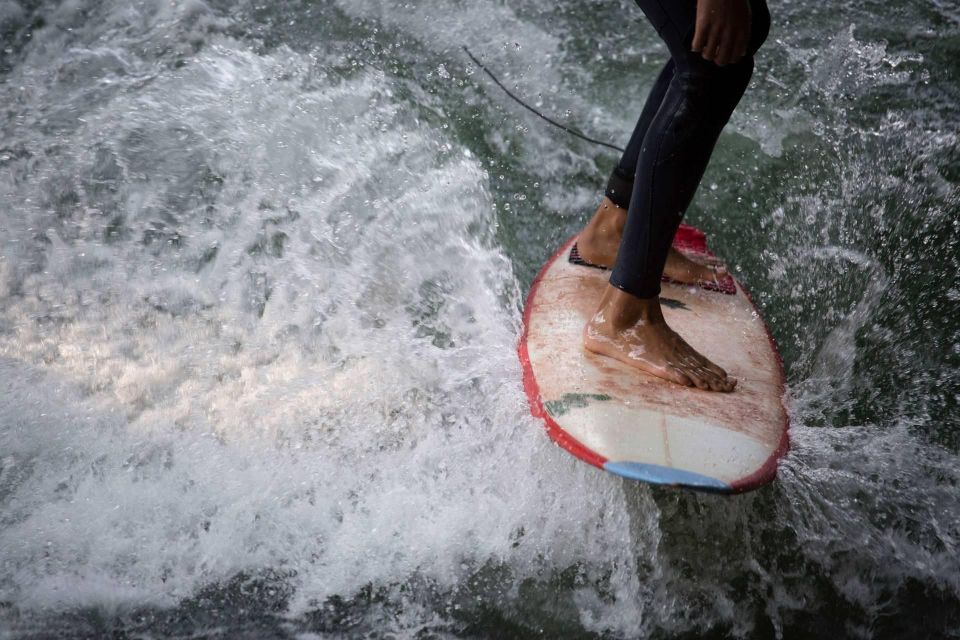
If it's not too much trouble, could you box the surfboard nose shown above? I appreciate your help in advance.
[603,461,731,492]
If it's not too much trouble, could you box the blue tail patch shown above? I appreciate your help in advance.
[604,461,731,492]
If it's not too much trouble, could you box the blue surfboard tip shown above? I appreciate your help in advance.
[603,460,731,493]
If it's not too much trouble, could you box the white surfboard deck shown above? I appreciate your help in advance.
[518,227,789,493]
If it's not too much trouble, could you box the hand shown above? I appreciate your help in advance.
[691,0,752,66]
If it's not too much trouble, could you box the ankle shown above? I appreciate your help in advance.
[594,285,663,329]
[599,196,626,218]
[587,197,626,235]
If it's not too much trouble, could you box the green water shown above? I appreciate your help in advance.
[0,0,957,637]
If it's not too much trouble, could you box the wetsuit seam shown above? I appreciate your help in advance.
[641,89,682,298]
[614,83,678,299]
[648,0,671,35]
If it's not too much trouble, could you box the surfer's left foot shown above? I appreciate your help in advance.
[577,197,727,286]
[583,285,737,392]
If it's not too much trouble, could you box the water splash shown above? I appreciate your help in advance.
[1,0,959,637]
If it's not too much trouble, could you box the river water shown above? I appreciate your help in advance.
[1,0,958,637]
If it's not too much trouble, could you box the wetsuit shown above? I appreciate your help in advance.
[604,0,770,298]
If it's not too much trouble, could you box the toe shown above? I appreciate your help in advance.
[663,366,695,387]
[700,358,729,380]
[701,369,727,392]
[685,369,710,390]
[688,352,728,380]
[687,360,731,392]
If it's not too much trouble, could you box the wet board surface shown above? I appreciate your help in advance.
[518,225,789,493]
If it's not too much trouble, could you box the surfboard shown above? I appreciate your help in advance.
[518,224,789,493]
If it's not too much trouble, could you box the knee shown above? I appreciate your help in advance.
[678,56,754,115]
[656,62,751,141]
[721,57,754,112]
[727,56,755,95]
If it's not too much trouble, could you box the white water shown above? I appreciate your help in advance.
[1,0,959,637]
[0,1,656,632]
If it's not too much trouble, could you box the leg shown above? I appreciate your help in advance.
[609,58,755,296]
[610,59,676,205]
[609,0,769,215]
[584,0,770,391]
[575,53,732,284]
[575,61,678,270]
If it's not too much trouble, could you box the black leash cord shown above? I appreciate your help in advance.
[462,46,625,154]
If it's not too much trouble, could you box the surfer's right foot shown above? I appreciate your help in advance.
[583,285,737,392]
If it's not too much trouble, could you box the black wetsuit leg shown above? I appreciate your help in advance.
[606,0,770,298]
[603,59,675,207]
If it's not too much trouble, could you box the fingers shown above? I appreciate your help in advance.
[691,13,709,54]
[704,28,748,66]
[703,27,722,64]
[730,27,750,65]
[717,28,739,66]
[694,28,729,65]
[691,0,753,66]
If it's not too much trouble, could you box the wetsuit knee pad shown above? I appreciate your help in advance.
[673,60,754,126]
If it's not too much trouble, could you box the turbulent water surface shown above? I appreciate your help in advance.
[1,0,958,637]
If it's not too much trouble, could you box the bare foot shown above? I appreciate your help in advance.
[583,285,737,392]
[663,246,728,286]
[576,197,727,286]
[575,196,624,267]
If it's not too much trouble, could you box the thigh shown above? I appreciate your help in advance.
[747,0,770,56]
[634,0,769,70]
[632,0,698,69]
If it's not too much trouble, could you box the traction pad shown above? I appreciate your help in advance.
[568,224,736,295]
